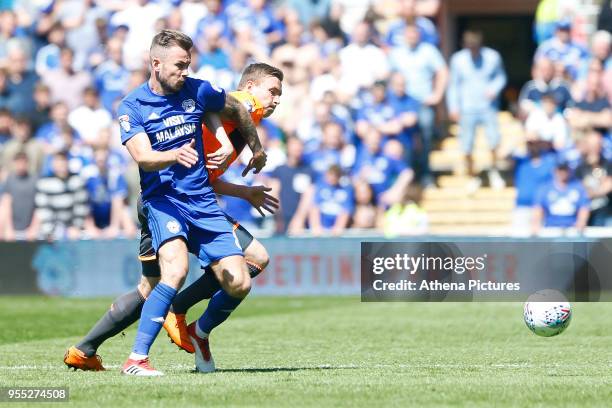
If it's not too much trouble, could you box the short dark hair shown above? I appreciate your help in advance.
[237,63,284,90]
[13,150,28,161]
[150,29,193,55]
[54,150,69,160]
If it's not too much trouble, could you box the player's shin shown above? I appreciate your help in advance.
[76,289,145,357]
[131,282,177,359]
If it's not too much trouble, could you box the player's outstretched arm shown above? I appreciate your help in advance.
[212,179,279,216]
[125,132,198,171]
[218,94,267,176]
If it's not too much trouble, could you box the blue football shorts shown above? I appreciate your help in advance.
[143,194,243,268]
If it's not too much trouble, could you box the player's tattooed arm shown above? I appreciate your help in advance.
[219,94,267,176]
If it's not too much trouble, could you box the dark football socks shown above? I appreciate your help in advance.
[76,289,145,357]
[171,262,263,314]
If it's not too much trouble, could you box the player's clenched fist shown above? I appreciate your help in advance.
[175,139,199,168]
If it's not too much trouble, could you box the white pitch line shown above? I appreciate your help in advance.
[0,363,608,371]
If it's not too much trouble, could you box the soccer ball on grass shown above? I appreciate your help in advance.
[523,289,572,337]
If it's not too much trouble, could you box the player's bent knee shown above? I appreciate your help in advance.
[245,239,269,270]
[226,276,251,298]
[137,276,159,298]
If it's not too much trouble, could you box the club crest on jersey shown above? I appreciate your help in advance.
[118,115,130,132]
[166,220,181,234]
[242,100,254,113]
[182,99,195,113]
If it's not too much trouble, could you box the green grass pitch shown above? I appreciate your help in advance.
[0,296,611,407]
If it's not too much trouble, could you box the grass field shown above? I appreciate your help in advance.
[0,296,611,407]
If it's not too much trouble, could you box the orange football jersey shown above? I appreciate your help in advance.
[204,90,265,183]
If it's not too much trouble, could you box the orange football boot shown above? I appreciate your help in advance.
[63,346,105,371]
[162,311,195,353]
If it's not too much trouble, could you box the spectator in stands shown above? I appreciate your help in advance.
[309,164,354,236]
[534,19,589,80]
[519,57,572,118]
[110,0,167,70]
[194,0,232,48]
[525,92,570,151]
[287,0,331,26]
[338,20,389,98]
[27,82,52,133]
[0,10,30,62]
[40,124,93,178]
[575,129,612,226]
[0,108,10,146]
[84,147,135,239]
[30,151,90,241]
[351,179,379,229]
[384,0,439,47]
[93,37,130,114]
[5,46,38,116]
[1,117,44,176]
[0,67,9,109]
[35,22,65,76]
[54,0,110,71]
[533,159,590,235]
[304,120,354,180]
[352,125,414,207]
[35,101,79,154]
[193,25,233,90]
[356,78,418,165]
[383,183,428,237]
[42,46,92,110]
[579,31,611,81]
[510,140,556,232]
[269,136,314,234]
[389,22,447,184]
[68,87,112,147]
[387,72,420,160]
[297,102,336,155]
[231,0,284,52]
[0,151,37,240]
[448,30,507,190]
[566,60,612,131]
[534,0,562,45]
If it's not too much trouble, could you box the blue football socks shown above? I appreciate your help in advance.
[131,282,177,357]
[196,289,243,338]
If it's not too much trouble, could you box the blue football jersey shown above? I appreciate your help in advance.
[118,77,225,200]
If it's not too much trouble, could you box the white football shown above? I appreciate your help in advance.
[523,290,572,337]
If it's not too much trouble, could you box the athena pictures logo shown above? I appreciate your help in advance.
[166,220,181,234]
[182,99,195,112]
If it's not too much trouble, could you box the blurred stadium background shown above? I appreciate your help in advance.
[2,2,612,406]
[1,0,612,291]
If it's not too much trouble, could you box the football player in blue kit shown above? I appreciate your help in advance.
[117,29,266,376]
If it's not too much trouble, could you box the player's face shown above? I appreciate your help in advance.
[153,45,191,94]
[247,75,282,117]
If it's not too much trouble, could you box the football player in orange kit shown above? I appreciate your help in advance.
[64,63,282,371]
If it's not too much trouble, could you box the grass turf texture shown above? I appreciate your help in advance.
[0,296,610,407]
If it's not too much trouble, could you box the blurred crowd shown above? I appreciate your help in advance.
[0,0,610,241]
